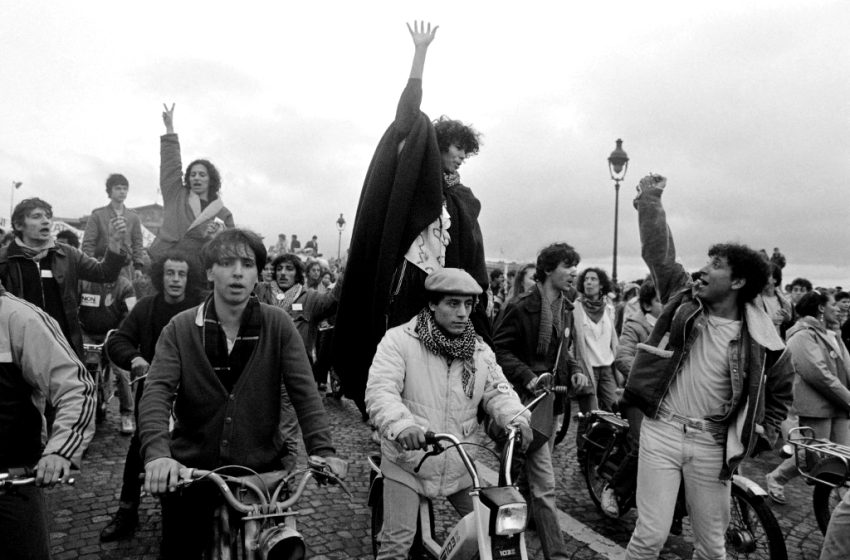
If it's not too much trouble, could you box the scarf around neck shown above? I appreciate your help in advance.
[580,296,606,324]
[202,294,262,392]
[415,307,477,399]
[14,237,55,262]
[537,283,564,356]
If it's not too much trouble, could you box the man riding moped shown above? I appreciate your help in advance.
[366,268,532,560]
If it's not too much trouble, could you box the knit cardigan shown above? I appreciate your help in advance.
[139,302,334,470]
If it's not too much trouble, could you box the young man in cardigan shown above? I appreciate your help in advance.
[139,229,347,559]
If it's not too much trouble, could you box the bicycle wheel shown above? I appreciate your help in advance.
[582,428,624,513]
[553,403,571,446]
[726,485,787,560]
[813,476,846,535]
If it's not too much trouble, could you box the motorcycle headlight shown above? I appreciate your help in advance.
[494,502,527,536]
[479,486,528,536]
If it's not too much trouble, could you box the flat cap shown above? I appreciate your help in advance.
[424,268,482,295]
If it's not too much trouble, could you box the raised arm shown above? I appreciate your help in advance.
[634,175,692,304]
[406,20,438,80]
[160,102,183,203]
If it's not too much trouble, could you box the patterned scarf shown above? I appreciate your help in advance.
[537,283,564,356]
[202,294,262,392]
[416,307,477,399]
[270,283,303,314]
[444,171,461,188]
[580,296,606,323]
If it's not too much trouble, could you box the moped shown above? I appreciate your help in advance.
[366,374,561,560]
[163,456,349,559]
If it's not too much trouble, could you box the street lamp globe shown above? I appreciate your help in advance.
[608,139,629,181]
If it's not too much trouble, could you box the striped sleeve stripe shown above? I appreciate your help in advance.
[7,294,96,459]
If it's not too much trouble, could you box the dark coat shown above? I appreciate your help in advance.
[0,241,124,358]
[333,78,487,405]
[493,287,578,414]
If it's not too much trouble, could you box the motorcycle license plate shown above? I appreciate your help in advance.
[491,535,522,559]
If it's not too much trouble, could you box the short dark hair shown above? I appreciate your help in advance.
[796,291,829,318]
[183,159,222,198]
[535,243,581,284]
[577,267,613,296]
[834,291,850,303]
[489,269,504,282]
[150,250,202,299]
[707,243,769,304]
[790,277,813,292]
[55,229,80,249]
[12,198,52,238]
[105,173,129,196]
[638,279,657,313]
[271,253,304,285]
[433,116,481,156]
[201,228,266,271]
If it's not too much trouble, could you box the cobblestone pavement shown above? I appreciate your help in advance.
[43,395,827,559]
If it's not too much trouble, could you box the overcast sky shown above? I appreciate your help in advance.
[2,1,848,286]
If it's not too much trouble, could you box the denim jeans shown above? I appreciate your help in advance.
[821,487,850,560]
[524,433,569,560]
[112,364,134,415]
[376,477,473,560]
[770,416,850,485]
[625,417,730,560]
[592,365,620,412]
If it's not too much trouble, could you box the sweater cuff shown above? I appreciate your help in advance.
[386,417,418,441]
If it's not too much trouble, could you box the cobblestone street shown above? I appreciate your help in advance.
[43,395,827,559]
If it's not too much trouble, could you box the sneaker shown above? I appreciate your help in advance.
[600,484,620,518]
[120,414,136,435]
[99,508,138,542]
[765,472,786,505]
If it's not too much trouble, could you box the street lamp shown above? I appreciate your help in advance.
[9,181,22,228]
[336,213,346,261]
[607,139,629,286]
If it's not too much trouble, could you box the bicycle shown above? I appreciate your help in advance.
[782,426,850,534]
[161,457,349,559]
[579,409,788,560]
[0,467,75,489]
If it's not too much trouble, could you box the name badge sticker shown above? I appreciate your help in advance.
[40,269,54,279]
[80,293,101,307]
[292,303,304,311]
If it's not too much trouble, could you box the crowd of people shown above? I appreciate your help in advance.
[1,20,848,560]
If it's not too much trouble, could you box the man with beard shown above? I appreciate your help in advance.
[99,250,202,542]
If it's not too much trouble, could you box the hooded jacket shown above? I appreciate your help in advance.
[623,183,793,479]
[785,317,850,418]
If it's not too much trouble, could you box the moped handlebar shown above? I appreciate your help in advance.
[0,467,76,487]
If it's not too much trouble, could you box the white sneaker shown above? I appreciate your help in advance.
[600,484,620,518]
[120,414,136,435]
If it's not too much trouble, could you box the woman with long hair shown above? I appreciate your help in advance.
[149,103,235,270]
[571,267,620,412]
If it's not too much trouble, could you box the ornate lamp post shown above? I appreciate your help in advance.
[607,139,629,285]
[336,213,346,261]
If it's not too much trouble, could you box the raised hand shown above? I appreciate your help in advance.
[407,20,438,49]
[162,102,176,134]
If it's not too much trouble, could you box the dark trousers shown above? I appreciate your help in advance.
[159,482,221,559]
[118,379,146,508]
[0,485,51,560]
[312,327,334,386]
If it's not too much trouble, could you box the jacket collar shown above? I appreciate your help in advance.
[743,301,785,351]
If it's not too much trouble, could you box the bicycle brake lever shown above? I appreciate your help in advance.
[413,444,444,474]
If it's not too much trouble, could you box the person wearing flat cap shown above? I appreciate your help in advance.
[365,268,532,560]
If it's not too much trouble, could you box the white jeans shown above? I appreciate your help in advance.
[625,417,730,560]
